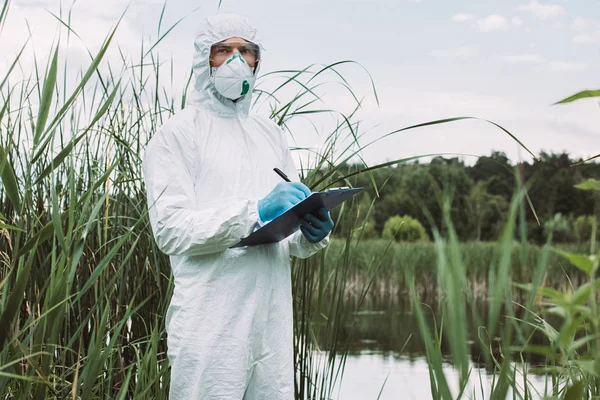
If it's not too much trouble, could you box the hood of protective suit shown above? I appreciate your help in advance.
[189,14,262,117]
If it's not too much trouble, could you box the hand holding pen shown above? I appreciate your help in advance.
[269,168,334,242]
[256,168,312,222]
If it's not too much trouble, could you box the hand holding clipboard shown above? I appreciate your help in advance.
[230,168,363,248]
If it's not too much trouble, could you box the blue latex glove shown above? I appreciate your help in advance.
[258,182,312,222]
[300,207,334,243]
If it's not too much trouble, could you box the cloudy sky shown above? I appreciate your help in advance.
[2,0,599,166]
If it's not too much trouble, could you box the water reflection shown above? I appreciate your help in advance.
[315,301,554,399]
[330,300,551,369]
[334,353,550,400]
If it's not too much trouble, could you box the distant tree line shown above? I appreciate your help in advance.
[329,151,600,244]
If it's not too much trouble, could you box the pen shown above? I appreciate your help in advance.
[273,168,291,182]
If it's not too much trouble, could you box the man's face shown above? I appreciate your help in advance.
[209,37,259,69]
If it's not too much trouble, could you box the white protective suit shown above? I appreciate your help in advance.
[142,13,329,400]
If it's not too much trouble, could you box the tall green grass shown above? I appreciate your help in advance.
[0,3,177,398]
[321,239,589,307]
[402,183,600,399]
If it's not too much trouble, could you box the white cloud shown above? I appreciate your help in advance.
[570,17,589,31]
[512,17,524,26]
[353,88,600,166]
[477,15,508,32]
[451,13,474,22]
[518,1,565,20]
[572,34,595,44]
[502,53,545,63]
[0,0,178,100]
[430,46,475,58]
[549,61,587,72]
[13,0,162,20]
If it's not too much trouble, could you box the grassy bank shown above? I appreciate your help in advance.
[324,239,588,306]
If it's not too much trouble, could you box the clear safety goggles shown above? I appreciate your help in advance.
[209,40,260,67]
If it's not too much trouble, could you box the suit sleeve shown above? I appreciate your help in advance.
[142,129,260,256]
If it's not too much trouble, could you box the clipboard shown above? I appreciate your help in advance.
[230,187,364,248]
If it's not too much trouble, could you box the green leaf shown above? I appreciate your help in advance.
[0,371,44,383]
[31,22,120,163]
[546,306,567,318]
[576,360,600,377]
[115,369,133,400]
[554,89,600,104]
[0,92,10,123]
[17,161,118,256]
[575,178,600,192]
[537,287,565,302]
[0,41,29,94]
[51,176,66,250]
[565,380,585,400]
[520,345,557,359]
[34,80,121,185]
[0,248,36,350]
[512,282,533,292]
[80,306,111,400]
[33,44,59,146]
[572,279,600,305]
[315,117,539,190]
[566,333,600,354]
[0,145,21,212]
[0,222,24,232]
[0,0,10,29]
[528,366,564,375]
[409,281,454,399]
[572,154,600,165]
[559,316,584,350]
[536,318,560,342]
[552,248,594,274]
[143,11,196,59]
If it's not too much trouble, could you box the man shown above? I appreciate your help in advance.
[142,13,334,399]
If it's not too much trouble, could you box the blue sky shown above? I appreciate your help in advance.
[2,0,599,166]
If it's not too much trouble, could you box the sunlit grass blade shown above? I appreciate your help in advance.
[574,178,600,191]
[0,145,22,213]
[34,80,121,185]
[0,222,24,232]
[0,0,10,32]
[144,7,199,58]
[409,281,454,399]
[31,21,121,162]
[306,61,379,106]
[0,41,28,93]
[33,44,59,146]
[551,248,594,274]
[554,89,600,104]
[572,153,600,165]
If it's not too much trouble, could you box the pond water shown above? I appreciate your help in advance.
[317,305,553,400]
[334,352,550,399]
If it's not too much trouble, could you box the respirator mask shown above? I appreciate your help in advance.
[210,40,260,100]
